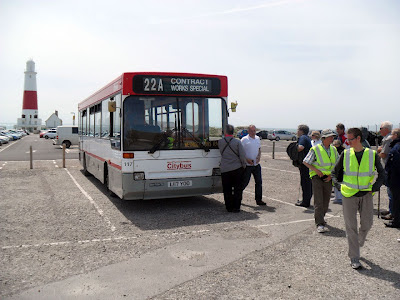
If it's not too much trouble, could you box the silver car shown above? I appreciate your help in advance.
[268,130,297,141]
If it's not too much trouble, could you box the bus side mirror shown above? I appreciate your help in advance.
[230,101,238,112]
[108,100,116,112]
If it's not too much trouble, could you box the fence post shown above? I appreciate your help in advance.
[272,141,275,159]
[62,143,66,168]
[30,146,33,169]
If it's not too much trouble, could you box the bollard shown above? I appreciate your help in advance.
[375,138,379,151]
[272,141,275,159]
[62,143,66,168]
[30,145,33,169]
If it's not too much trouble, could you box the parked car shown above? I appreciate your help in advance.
[39,130,48,138]
[53,125,79,148]
[0,133,12,142]
[44,129,57,139]
[256,130,269,139]
[268,130,297,141]
[237,129,248,139]
[1,131,20,140]
[0,136,9,144]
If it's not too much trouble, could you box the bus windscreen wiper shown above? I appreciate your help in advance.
[181,127,210,152]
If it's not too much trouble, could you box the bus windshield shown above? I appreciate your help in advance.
[123,96,225,151]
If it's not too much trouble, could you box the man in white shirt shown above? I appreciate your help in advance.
[241,125,266,205]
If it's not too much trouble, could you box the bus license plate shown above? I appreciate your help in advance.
[168,180,192,188]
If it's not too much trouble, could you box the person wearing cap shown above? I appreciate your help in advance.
[331,127,384,269]
[303,129,338,233]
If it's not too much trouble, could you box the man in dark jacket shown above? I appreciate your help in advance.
[384,128,400,228]
[295,124,313,207]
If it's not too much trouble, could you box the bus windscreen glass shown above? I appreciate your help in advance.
[123,96,224,151]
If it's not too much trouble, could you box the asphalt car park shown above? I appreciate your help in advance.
[1,138,399,299]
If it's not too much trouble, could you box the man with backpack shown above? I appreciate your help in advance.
[218,124,247,212]
[295,124,313,207]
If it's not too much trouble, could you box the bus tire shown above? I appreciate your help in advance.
[104,164,117,197]
[82,153,90,176]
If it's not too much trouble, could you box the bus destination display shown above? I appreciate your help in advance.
[133,75,221,95]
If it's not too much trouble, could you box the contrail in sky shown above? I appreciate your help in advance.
[152,0,308,24]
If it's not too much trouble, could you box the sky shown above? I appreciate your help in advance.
[0,0,399,130]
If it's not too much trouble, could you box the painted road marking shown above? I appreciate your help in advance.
[262,166,298,174]
[1,230,211,250]
[252,215,341,228]
[244,191,337,218]
[0,140,20,152]
[64,168,116,232]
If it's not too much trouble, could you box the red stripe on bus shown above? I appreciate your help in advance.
[85,151,122,170]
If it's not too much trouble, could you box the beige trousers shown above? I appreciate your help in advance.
[342,192,373,259]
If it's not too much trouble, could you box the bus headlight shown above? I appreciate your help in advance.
[212,168,221,176]
[134,172,145,180]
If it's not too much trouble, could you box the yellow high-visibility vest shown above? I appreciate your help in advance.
[341,148,376,197]
[309,144,338,178]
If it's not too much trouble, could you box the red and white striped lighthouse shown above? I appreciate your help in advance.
[17,59,42,132]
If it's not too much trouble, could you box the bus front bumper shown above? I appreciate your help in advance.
[122,175,222,200]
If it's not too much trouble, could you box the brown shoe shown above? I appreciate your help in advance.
[381,214,393,220]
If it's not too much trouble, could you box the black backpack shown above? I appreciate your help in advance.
[286,142,305,168]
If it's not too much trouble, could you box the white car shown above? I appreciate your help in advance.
[44,129,57,139]
[0,136,9,144]
[268,130,297,141]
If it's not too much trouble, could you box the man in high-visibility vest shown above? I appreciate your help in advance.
[303,129,338,233]
[331,127,384,269]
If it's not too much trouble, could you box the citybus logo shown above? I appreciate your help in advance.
[167,161,192,170]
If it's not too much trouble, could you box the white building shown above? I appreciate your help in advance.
[45,111,63,128]
[17,60,42,132]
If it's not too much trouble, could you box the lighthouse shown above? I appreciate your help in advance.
[17,59,42,132]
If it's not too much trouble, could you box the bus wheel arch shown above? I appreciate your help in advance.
[104,163,117,197]
[82,153,90,176]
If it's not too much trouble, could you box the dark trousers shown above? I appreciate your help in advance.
[312,176,332,225]
[242,164,263,201]
[299,164,313,206]
[221,167,244,211]
[391,186,400,226]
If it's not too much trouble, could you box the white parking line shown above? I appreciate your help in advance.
[244,191,337,218]
[1,229,211,250]
[262,166,298,174]
[252,215,341,228]
[64,168,116,232]
[0,139,20,152]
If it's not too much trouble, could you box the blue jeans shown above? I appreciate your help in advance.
[388,187,393,214]
[242,164,263,201]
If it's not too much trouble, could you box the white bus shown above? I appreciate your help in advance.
[78,72,230,200]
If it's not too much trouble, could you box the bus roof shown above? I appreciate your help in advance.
[78,72,228,110]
